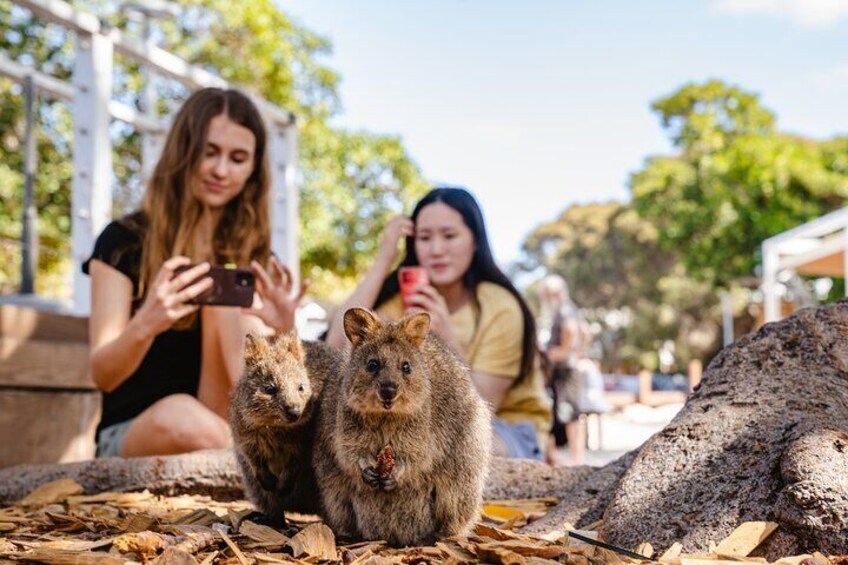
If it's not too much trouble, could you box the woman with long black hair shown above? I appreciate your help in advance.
[326,187,552,459]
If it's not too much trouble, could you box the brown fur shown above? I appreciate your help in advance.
[230,333,341,524]
[313,308,492,546]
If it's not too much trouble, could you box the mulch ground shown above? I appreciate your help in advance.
[0,479,833,565]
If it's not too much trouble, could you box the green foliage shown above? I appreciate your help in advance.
[523,202,720,372]
[0,2,75,294]
[632,80,848,286]
[0,0,428,299]
[523,79,848,371]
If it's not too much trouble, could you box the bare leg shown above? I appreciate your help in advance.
[121,394,231,457]
[566,416,586,465]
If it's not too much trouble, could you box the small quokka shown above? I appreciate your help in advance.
[313,308,492,546]
[230,332,341,525]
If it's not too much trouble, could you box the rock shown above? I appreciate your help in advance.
[600,303,848,559]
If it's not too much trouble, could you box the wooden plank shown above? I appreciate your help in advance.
[0,389,99,468]
[0,305,88,342]
[0,336,92,389]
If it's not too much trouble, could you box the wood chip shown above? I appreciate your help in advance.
[636,543,654,559]
[19,479,84,507]
[286,523,336,560]
[660,543,684,562]
[714,522,779,557]
[219,530,252,565]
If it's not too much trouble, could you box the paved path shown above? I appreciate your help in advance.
[555,402,684,467]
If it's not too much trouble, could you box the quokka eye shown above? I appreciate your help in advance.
[401,361,411,375]
[298,384,305,392]
[366,359,381,373]
[264,383,278,395]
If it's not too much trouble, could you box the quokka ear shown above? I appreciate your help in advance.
[344,307,382,348]
[275,331,305,361]
[244,333,269,359]
[401,311,430,348]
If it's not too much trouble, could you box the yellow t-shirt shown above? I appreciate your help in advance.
[378,282,553,440]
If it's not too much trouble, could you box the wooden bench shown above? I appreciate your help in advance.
[0,303,97,469]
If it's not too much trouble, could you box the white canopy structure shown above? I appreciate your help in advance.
[761,207,848,323]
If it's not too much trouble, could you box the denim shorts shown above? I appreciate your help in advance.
[493,418,543,461]
[95,419,133,458]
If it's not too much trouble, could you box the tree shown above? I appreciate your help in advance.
[0,0,428,300]
[522,201,720,372]
[631,80,848,286]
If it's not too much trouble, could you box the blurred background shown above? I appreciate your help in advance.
[2,0,847,466]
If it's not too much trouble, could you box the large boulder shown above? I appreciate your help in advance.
[598,302,848,559]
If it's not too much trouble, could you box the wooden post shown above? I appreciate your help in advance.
[269,117,299,280]
[70,29,113,315]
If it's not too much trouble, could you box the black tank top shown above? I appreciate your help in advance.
[82,216,201,433]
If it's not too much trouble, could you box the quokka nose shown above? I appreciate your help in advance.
[379,384,398,401]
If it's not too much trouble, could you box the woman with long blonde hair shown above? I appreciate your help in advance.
[84,87,303,457]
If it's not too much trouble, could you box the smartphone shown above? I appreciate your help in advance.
[174,265,255,307]
[398,266,429,310]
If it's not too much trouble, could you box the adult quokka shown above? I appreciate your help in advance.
[230,332,341,526]
[313,308,491,546]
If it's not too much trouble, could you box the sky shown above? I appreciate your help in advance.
[282,0,848,267]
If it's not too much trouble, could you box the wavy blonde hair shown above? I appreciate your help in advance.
[132,88,271,311]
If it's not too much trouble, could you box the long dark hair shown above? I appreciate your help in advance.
[374,187,537,386]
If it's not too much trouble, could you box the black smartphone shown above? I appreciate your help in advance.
[174,265,255,307]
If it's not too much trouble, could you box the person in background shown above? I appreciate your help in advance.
[325,187,552,460]
[84,87,304,458]
[538,274,591,465]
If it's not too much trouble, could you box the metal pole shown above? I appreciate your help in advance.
[721,291,733,347]
[20,74,39,294]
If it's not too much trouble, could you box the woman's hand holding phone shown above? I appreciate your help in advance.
[135,257,212,338]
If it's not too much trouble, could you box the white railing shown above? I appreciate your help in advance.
[1,0,299,315]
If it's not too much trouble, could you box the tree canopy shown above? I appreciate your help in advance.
[522,80,848,371]
[0,0,428,299]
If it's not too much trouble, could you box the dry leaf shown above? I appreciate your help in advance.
[475,545,527,565]
[435,541,477,563]
[482,504,527,525]
[157,546,201,565]
[19,479,84,507]
[113,531,171,556]
[478,540,567,560]
[67,491,154,507]
[6,549,128,565]
[772,556,816,565]
[715,522,779,558]
[286,523,336,560]
[238,521,290,546]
